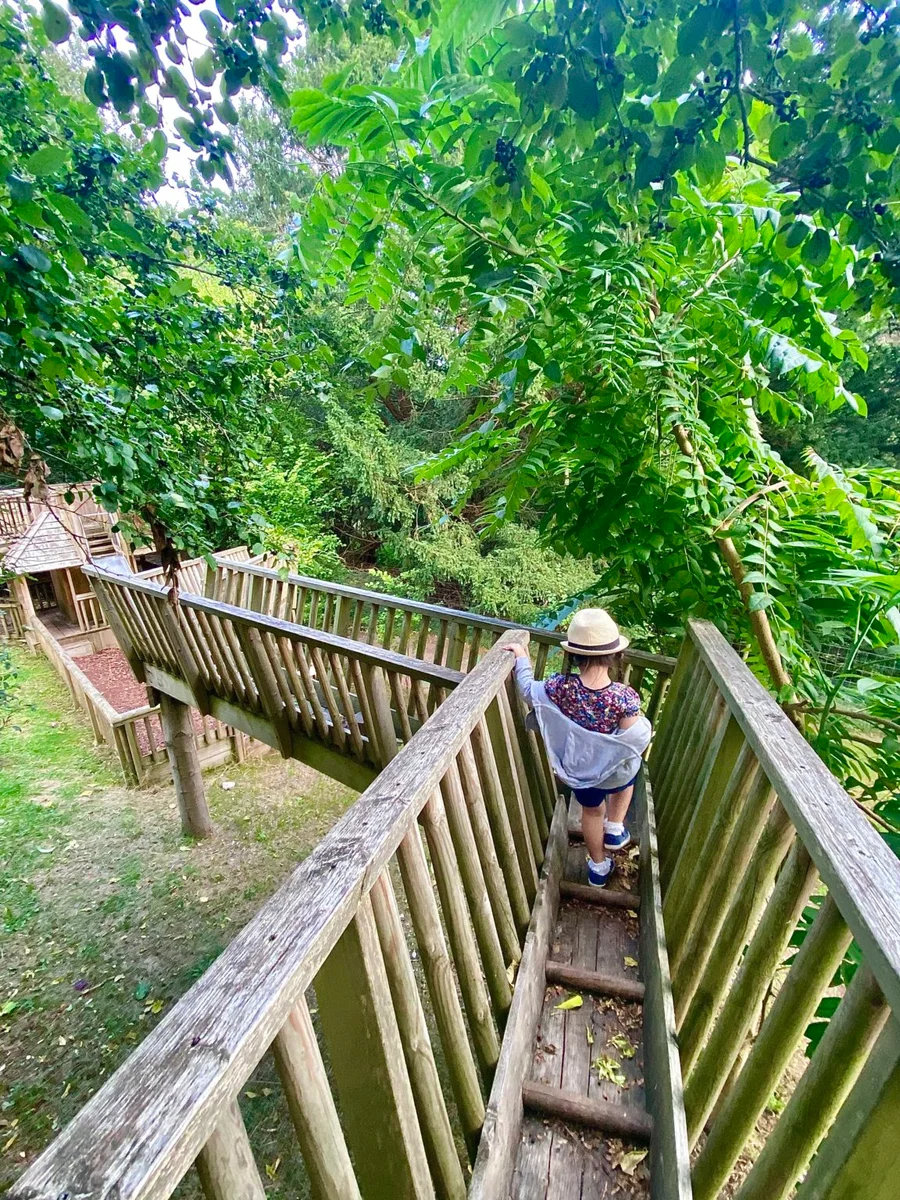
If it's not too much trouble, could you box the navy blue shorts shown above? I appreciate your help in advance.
[573,773,640,808]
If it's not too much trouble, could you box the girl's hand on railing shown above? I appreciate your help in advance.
[503,642,530,659]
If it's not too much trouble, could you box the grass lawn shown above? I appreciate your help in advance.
[0,645,357,1191]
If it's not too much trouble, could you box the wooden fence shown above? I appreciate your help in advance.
[29,613,239,787]
[650,619,900,1200]
[209,557,675,721]
[0,596,25,640]
[85,564,474,792]
[10,630,558,1200]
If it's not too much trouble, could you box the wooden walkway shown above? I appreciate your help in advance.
[515,807,649,1198]
[11,561,900,1200]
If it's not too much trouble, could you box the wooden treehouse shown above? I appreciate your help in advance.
[0,482,147,653]
[9,557,900,1200]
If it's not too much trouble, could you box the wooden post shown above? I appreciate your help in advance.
[668,768,776,988]
[485,698,541,892]
[673,797,791,1025]
[691,894,851,1197]
[681,841,818,1132]
[396,823,486,1157]
[734,967,889,1200]
[158,691,214,838]
[272,997,362,1200]
[195,1099,267,1200]
[792,1019,900,1200]
[314,897,433,1200]
[370,871,467,1200]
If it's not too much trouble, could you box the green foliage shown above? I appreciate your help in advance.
[371,521,598,624]
[0,644,18,724]
[243,458,342,575]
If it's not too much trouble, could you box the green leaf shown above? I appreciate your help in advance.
[659,56,696,103]
[46,193,92,234]
[782,220,809,249]
[39,404,64,420]
[84,66,106,107]
[748,592,774,611]
[555,993,583,1010]
[26,145,70,177]
[802,228,831,269]
[631,52,658,86]
[41,0,72,44]
[17,244,51,272]
[695,139,725,186]
[194,50,217,87]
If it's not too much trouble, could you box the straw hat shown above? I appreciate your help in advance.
[561,608,629,656]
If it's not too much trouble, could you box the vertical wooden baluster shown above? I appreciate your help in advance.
[328,652,365,760]
[414,615,432,663]
[663,714,746,899]
[445,621,467,672]
[533,641,549,681]
[456,740,521,966]
[664,743,758,958]
[294,643,329,741]
[360,663,399,767]
[645,671,669,727]
[235,624,293,756]
[649,637,700,799]
[309,645,347,753]
[464,627,483,673]
[314,897,433,1200]
[350,599,364,641]
[670,768,776,988]
[440,759,513,1023]
[483,699,539,905]
[276,638,314,738]
[629,663,646,697]
[420,788,501,1085]
[657,672,718,851]
[397,610,414,657]
[734,967,889,1200]
[396,821,485,1158]
[691,894,851,1198]
[791,1020,900,1200]
[367,603,381,645]
[308,590,320,631]
[433,619,449,667]
[502,678,550,843]
[370,871,468,1200]
[388,671,414,744]
[323,593,335,635]
[681,840,818,1122]
[497,687,544,860]
[272,996,362,1200]
[349,659,378,762]
[382,607,396,651]
[195,1099,267,1200]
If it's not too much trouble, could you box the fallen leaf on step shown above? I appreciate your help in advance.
[555,993,583,1011]
[628,845,639,860]
[593,1056,627,1086]
[585,1024,594,1046]
[613,1147,647,1176]
[610,1033,636,1058]
[624,956,638,969]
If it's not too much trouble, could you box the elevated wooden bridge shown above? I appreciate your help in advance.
[9,560,900,1200]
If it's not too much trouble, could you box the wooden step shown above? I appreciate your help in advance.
[559,880,641,910]
[546,961,644,1003]
[522,1081,653,1143]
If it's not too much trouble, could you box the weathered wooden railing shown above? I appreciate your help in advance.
[84,563,473,793]
[72,586,107,633]
[650,619,900,1200]
[10,630,557,1200]
[0,595,25,640]
[29,610,237,786]
[208,556,675,718]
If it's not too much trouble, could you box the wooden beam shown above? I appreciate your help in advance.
[636,775,692,1200]
[559,881,641,910]
[158,693,214,839]
[521,1082,653,1142]
[545,961,644,1003]
[468,799,569,1200]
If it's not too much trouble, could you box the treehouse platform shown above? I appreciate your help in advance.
[9,559,900,1200]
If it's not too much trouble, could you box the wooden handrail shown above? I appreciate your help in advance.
[686,618,900,1017]
[83,565,464,689]
[211,557,679,675]
[9,631,532,1200]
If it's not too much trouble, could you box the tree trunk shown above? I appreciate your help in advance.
[158,692,214,838]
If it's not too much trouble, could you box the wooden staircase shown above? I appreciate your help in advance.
[10,560,900,1200]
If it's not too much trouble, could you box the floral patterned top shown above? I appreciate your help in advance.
[543,674,641,734]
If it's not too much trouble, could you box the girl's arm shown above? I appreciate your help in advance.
[504,642,540,707]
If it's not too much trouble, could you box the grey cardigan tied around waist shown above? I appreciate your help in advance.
[513,658,652,791]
